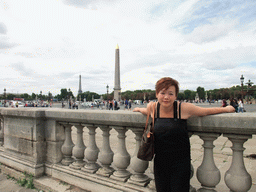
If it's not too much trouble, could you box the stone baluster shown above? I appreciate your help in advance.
[224,134,252,192]
[81,124,99,173]
[110,126,131,182]
[96,125,114,177]
[196,133,221,191]
[188,132,196,192]
[128,128,150,186]
[0,116,3,146]
[60,122,74,166]
[69,123,86,170]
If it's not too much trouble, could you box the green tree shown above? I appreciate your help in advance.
[61,88,69,99]
[7,94,16,100]
[31,93,36,100]
[78,91,100,101]
[48,92,53,101]
[184,90,195,100]
[177,92,185,100]
[196,86,205,100]
[20,93,30,100]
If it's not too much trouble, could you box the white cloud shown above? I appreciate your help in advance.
[0,0,255,96]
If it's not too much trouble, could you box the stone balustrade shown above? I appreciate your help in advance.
[0,108,255,192]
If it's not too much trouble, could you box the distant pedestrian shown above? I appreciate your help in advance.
[109,100,113,110]
[238,98,244,113]
[221,99,227,107]
[124,99,128,110]
[105,101,109,110]
[128,99,132,111]
[230,98,238,112]
[114,99,118,110]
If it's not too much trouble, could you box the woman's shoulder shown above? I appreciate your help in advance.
[180,102,195,109]
[179,102,198,119]
[147,101,157,108]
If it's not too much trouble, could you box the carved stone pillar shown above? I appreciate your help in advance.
[0,116,3,146]
[96,125,114,177]
[196,133,221,191]
[69,123,86,170]
[60,122,74,166]
[188,132,196,192]
[224,134,252,192]
[128,128,150,186]
[110,126,131,182]
[81,124,99,173]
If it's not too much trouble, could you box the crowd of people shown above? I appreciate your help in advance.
[107,99,132,110]
[228,98,245,113]
[0,97,251,113]
[0,100,52,108]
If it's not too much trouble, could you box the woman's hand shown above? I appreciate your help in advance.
[225,106,236,113]
[133,107,140,112]
[133,106,148,115]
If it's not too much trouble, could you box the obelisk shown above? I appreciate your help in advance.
[78,75,82,94]
[114,44,121,101]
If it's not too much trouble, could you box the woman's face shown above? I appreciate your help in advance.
[156,86,177,107]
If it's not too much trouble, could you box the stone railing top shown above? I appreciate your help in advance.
[0,108,256,135]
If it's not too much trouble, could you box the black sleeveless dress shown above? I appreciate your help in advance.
[154,101,190,192]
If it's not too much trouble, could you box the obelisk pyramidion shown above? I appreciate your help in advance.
[114,44,121,101]
[78,75,82,94]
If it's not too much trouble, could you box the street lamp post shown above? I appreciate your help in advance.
[4,88,6,99]
[106,85,109,100]
[4,88,6,107]
[209,91,212,105]
[246,79,254,104]
[68,88,71,109]
[106,85,109,110]
[240,75,244,102]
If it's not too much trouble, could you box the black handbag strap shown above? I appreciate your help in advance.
[174,100,177,120]
[157,102,160,118]
[179,101,181,119]
[145,102,156,133]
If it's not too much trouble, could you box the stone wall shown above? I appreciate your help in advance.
[0,108,255,192]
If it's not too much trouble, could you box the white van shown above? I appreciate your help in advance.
[134,100,142,105]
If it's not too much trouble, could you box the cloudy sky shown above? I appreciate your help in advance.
[1,0,256,96]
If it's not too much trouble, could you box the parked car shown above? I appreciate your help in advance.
[24,102,34,107]
[81,102,92,107]
[134,100,142,105]
[13,101,24,108]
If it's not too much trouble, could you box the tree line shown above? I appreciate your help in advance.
[0,92,53,101]
[1,85,255,102]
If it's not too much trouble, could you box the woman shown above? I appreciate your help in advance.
[230,98,238,113]
[222,99,227,107]
[133,77,235,192]
[128,99,132,111]
[238,98,244,113]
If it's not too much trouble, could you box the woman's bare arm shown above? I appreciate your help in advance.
[133,101,154,115]
[182,103,235,118]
